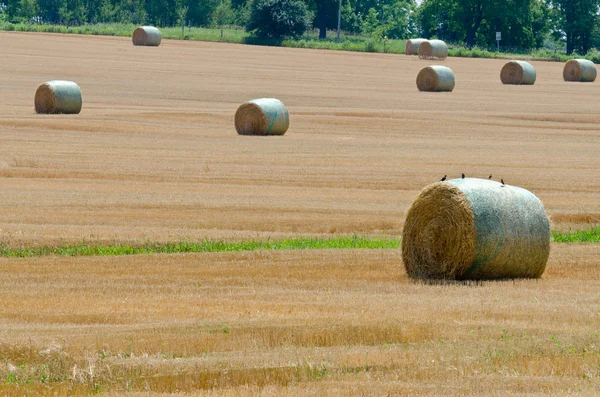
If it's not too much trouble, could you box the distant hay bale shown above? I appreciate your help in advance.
[500,61,536,85]
[418,39,448,60]
[34,80,82,114]
[402,178,550,280]
[132,26,162,46]
[234,98,289,136]
[405,38,427,56]
[416,65,455,92]
[563,59,597,82]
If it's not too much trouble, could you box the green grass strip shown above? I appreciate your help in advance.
[0,235,400,258]
[552,227,600,243]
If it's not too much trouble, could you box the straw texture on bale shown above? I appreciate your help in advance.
[563,59,597,82]
[405,38,427,56]
[500,61,536,85]
[402,178,550,280]
[235,98,289,136]
[132,26,162,46]
[416,65,455,92]
[34,80,82,114]
[418,39,448,60]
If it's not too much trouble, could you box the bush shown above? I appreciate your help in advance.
[246,0,312,40]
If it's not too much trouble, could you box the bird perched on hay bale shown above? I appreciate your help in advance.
[402,178,550,280]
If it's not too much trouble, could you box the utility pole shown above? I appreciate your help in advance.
[337,0,342,41]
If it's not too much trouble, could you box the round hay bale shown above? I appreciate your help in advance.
[500,60,536,85]
[132,26,162,46]
[563,59,597,82]
[418,39,448,60]
[234,98,289,136]
[402,178,550,280]
[405,38,427,56]
[416,65,455,92]
[34,80,82,114]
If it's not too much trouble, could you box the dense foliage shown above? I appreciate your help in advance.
[1,0,600,54]
[246,0,311,39]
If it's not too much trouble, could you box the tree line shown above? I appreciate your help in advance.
[1,0,599,54]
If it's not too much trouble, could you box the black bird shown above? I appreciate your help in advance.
[461,173,465,179]
[501,178,505,186]
[488,174,492,179]
[441,175,447,181]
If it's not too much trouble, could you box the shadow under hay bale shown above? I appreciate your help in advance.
[405,38,427,56]
[402,178,550,280]
[418,40,448,60]
[416,65,455,92]
[234,98,289,136]
[563,59,597,82]
[34,80,82,114]
[500,61,536,85]
[132,26,162,46]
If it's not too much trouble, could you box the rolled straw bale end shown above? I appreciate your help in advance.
[500,61,536,85]
[132,26,162,46]
[418,39,448,60]
[563,59,597,82]
[234,98,289,136]
[405,38,427,56]
[402,178,550,280]
[416,65,455,92]
[34,80,82,114]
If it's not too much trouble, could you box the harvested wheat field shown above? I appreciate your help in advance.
[1,32,600,395]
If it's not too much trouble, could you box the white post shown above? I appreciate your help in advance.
[496,31,501,52]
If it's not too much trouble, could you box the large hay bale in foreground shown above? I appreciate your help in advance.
[416,65,455,92]
[132,26,162,46]
[563,59,597,82]
[418,39,448,60]
[402,178,550,280]
[34,80,82,114]
[500,61,536,85]
[405,38,427,56]
[235,98,289,136]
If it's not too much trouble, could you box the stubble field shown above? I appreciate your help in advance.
[1,32,599,395]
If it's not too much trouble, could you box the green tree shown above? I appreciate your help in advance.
[37,0,65,23]
[378,0,416,39]
[362,7,379,35]
[213,0,236,25]
[59,0,87,24]
[550,0,599,54]
[418,0,550,50]
[246,0,312,39]
[341,0,362,34]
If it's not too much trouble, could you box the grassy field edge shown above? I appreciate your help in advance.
[2,22,599,62]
